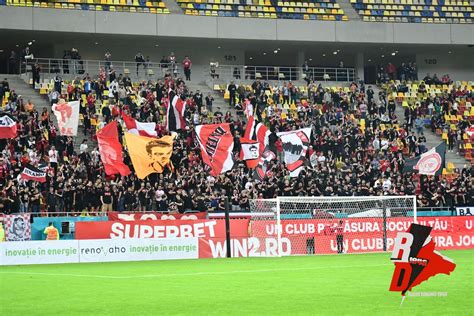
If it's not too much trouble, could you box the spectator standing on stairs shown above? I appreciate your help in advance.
[104,52,112,71]
[169,52,177,77]
[237,83,246,105]
[80,139,88,154]
[228,81,237,106]
[193,90,203,114]
[8,51,18,74]
[205,93,214,113]
[135,52,145,76]
[183,56,192,81]
[32,63,41,85]
[53,74,62,93]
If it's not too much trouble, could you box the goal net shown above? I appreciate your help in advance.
[249,196,416,257]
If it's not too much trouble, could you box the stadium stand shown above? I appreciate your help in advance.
[351,0,474,23]
[273,0,347,21]
[0,55,472,216]
[1,0,170,14]
[381,78,474,164]
[176,0,347,20]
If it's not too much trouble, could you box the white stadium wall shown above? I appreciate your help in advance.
[416,51,474,81]
[0,6,473,80]
[1,7,473,44]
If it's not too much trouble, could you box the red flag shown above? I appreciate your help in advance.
[97,121,131,176]
[20,164,46,183]
[244,116,270,154]
[122,112,157,137]
[195,123,234,176]
[166,90,187,131]
[0,115,17,139]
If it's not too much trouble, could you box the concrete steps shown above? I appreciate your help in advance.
[337,0,362,20]
[382,86,470,168]
[161,0,183,13]
[3,74,92,153]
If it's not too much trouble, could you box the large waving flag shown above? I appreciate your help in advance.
[195,123,234,176]
[20,164,46,183]
[167,90,186,131]
[0,115,17,139]
[240,137,260,169]
[122,112,157,137]
[52,100,80,136]
[97,121,131,177]
[277,128,312,177]
[403,142,446,176]
[124,132,174,179]
[244,116,275,179]
[244,116,270,153]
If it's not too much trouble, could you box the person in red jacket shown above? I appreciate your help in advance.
[183,56,192,81]
[386,63,397,80]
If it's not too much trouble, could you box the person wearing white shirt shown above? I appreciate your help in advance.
[245,181,254,191]
[108,79,118,101]
[91,148,100,163]
[382,178,392,191]
[48,146,58,174]
[372,138,380,151]
[79,140,88,154]
[28,149,38,164]
[317,152,326,164]
[193,112,200,125]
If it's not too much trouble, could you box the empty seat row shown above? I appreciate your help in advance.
[362,15,472,22]
[4,0,169,11]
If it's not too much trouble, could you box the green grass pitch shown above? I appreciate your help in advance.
[1,249,472,315]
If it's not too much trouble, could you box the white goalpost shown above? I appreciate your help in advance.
[249,196,417,257]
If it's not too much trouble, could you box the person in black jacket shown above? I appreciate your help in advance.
[32,63,41,85]
[228,81,237,106]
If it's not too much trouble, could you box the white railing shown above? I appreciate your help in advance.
[20,58,181,79]
[210,64,356,82]
[18,58,356,83]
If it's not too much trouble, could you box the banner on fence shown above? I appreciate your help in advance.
[5,214,31,241]
[0,240,79,265]
[0,238,198,265]
[245,216,474,255]
[108,212,207,221]
[75,219,250,240]
[79,238,198,263]
[455,207,473,216]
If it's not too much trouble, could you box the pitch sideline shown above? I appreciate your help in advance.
[0,263,392,279]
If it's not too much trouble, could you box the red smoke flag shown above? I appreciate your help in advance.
[97,121,131,176]
[195,123,234,176]
[167,90,187,131]
[0,115,17,139]
[122,111,157,137]
[240,137,260,169]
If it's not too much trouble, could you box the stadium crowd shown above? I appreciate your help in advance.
[0,56,473,216]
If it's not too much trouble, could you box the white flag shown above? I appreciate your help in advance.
[277,127,312,177]
[52,100,80,136]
